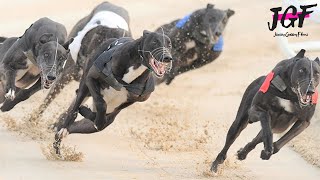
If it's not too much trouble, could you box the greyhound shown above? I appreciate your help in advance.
[155,4,234,85]
[53,30,173,154]
[0,18,73,111]
[35,1,132,115]
[210,49,320,172]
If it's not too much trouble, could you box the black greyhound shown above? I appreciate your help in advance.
[33,1,132,116]
[53,30,173,154]
[0,18,73,111]
[211,49,320,172]
[155,4,234,85]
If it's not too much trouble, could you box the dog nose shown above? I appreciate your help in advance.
[163,54,173,62]
[47,75,56,81]
[307,88,315,95]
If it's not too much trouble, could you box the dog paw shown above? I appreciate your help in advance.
[273,144,280,154]
[93,122,104,131]
[210,160,221,173]
[260,150,272,160]
[237,148,247,160]
[57,128,69,139]
[5,89,15,100]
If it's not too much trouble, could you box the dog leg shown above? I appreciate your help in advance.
[1,78,41,112]
[273,120,310,154]
[53,83,88,155]
[68,109,121,134]
[79,105,96,120]
[57,81,89,135]
[237,130,263,160]
[253,109,273,160]
[85,76,106,131]
[4,70,17,101]
[68,118,99,134]
[210,114,249,172]
[3,41,29,100]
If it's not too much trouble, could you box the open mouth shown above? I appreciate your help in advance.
[149,58,170,78]
[43,79,54,89]
[299,94,312,106]
[296,88,312,106]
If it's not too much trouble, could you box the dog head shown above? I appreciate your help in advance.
[139,30,173,78]
[35,33,73,89]
[289,49,320,106]
[187,4,234,46]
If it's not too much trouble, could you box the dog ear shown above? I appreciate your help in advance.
[39,33,54,44]
[295,49,306,58]
[207,3,214,9]
[315,57,320,65]
[62,38,74,50]
[143,30,151,37]
[226,9,235,17]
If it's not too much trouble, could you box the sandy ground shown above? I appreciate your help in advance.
[1,0,320,179]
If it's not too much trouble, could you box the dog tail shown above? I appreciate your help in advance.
[234,76,265,123]
[0,36,7,43]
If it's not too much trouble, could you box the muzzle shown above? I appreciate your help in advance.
[139,47,173,78]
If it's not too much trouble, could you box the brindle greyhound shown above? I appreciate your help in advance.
[53,30,173,154]
[155,4,234,85]
[35,1,132,116]
[210,49,320,172]
[0,18,73,111]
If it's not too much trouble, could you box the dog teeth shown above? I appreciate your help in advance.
[5,89,15,100]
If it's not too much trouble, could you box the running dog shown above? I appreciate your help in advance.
[0,18,73,111]
[155,4,234,85]
[37,1,132,115]
[53,30,173,154]
[210,50,320,172]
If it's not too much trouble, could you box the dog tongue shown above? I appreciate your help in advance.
[302,94,312,103]
[154,60,165,75]
[157,63,166,74]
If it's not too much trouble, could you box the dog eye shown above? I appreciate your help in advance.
[299,69,304,73]
[44,53,49,57]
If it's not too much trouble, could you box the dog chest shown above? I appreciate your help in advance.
[101,87,128,113]
[270,97,298,133]
[122,66,147,83]
[277,97,293,113]
[100,65,147,113]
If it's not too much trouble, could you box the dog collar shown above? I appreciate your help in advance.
[176,14,192,29]
[259,71,318,104]
[212,36,224,52]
